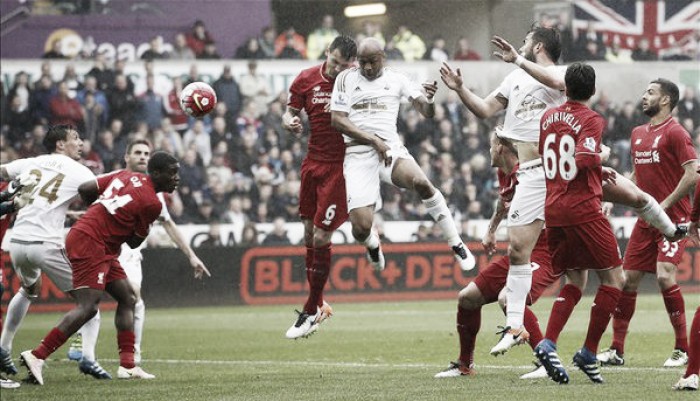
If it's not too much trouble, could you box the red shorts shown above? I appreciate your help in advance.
[66,229,127,291]
[546,218,622,273]
[623,222,688,273]
[299,158,348,231]
[474,232,560,304]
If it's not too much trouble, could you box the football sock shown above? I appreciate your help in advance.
[635,195,676,237]
[80,310,101,362]
[0,288,33,351]
[134,300,146,356]
[33,327,68,360]
[584,285,622,354]
[611,291,637,355]
[545,284,582,344]
[457,305,480,366]
[523,306,543,350]
[305,246,314,290]
[422,191,462,247]
[304,244,331,315]
[505,264,532,329]
[662,284,688,352]
[362,231,380,251]
[117,330,136,369]
[684,307,700,378]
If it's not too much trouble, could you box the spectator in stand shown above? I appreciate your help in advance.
[198,41,221,60]
[86,51,115,92]
[580,40,606,61]
[183,64,201,87]
[306,15,340,60]
[4,94,33,145]
[170,33,196,60]
[43,38,67,59]
[159,117,185,158]
[198,222,223,248]
[178,148,206,215]
[61,65,83,99]
[274,27,306,59]
[107,74,138,132]
[235,37,266,59]
[164,77,189,133]
[16,132,40,159]
[79,138,104,175]
[262,217,292,245]
[605,36,633,63]
[185,20,215,57]
[357,20,385,47]
[277,33,304,59]
[453,37,481,61]
[80,92,105,144]
[0,132,18,163]
[136,74,164,131]
[94,129,117,171]
[632,38,658,61]
[209,116,235,152]
[224,196,248,227]
[384,40,404,60]
[213,65,242,120]
[258,26,277,59]
[192,199,218,225]
[77,76,109,138]
[183,119,212,166]
[8,72,32,115]
[240,222,259,246]
[207,152,234,191]
[49,81,84,127]
[679,86,700,129]
[573,22,605,61]
[239,61,271,118]
[423,36,449,63]
[391,25,426,61]
[30,75,56,126]
[140,36,169,61]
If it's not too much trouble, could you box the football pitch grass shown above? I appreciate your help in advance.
[1,294,696,401]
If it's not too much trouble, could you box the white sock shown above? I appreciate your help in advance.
[505,264,532,329]
[635,195,676,237]
[80,310,101,362]
[0,289,33,351]
[361,231,380,250]
[422,191,462,247]
[134,299,145,355]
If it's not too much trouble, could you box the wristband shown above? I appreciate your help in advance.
[426,97,434,104]
[514,55,525,67]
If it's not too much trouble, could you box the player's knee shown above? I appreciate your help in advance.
[656,272,676,289]
[313,228,332,247]
[412,177,434,198]
[351,222,372,241]
[497,291,507,310]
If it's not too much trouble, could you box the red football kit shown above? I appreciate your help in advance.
[625,116,697,272]
[66,170,162,290]
[540,101,621,272]
[287,62,347,231]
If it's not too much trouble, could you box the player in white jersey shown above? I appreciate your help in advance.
[0,125,107,378]
[330,38,475,272]
[440,27,567,355]
[67,140,210,370]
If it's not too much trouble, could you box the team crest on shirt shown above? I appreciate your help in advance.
[583,137,596,152]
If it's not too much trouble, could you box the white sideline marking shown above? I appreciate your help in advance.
[94,358,677,373]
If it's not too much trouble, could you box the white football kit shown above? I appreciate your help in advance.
[330,67,424,211]
[4,154,96,290]
[494,66,566,226]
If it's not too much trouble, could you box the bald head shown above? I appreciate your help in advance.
[357,37,385,80]
[358,37,384,57]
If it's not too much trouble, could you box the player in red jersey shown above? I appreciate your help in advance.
[673,179,700,391]
[598,78,698,368]
[18,151,180,386]
[533,63,624,385]
[282,35,357,339]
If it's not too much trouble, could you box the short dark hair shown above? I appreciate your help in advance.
[650,78,680,111]
[530,25,561,62]
[126,139,152,155]
[147,151,178,174]
[43,124,75,153]
[565,62,596,101]
[329,35,357,60]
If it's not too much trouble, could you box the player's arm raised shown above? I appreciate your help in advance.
[440,62,505,118]
[411,81,437,118]
[491,35,565,91]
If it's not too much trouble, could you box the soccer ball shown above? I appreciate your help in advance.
[180,82,217,117]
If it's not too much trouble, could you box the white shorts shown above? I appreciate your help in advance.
[8,239,73,292]
[118,245,143,288]
[343,143,414,211]
[508,159,546,227]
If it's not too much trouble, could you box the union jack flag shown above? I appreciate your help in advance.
[572,0,700,50]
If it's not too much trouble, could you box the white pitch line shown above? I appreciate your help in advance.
[92,358,677,373]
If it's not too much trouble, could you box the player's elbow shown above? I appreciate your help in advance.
[330,113,343,131]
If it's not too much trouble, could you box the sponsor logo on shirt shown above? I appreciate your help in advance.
[514,94,547,121]
[634,150,661,165]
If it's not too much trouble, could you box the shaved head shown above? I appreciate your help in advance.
[358,37,384,57]
[357,38,385,80]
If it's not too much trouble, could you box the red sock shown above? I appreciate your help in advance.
[584,285,622,354]
[303,244,330,314]
[662,284,688,352]
[457,306,480,366]
[544,284,582,343]
[118,330,136,369]
[524,306,543,350]
[685,307,700,378]
[32,327,68,360]
[305,246,314,288]
[611,291,637,355]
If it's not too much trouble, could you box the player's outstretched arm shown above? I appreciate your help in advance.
[162,219,211,279]
[491,35,565,91]
[439,62,504,119]
[411,81,437,118]
[78,180,100,205]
